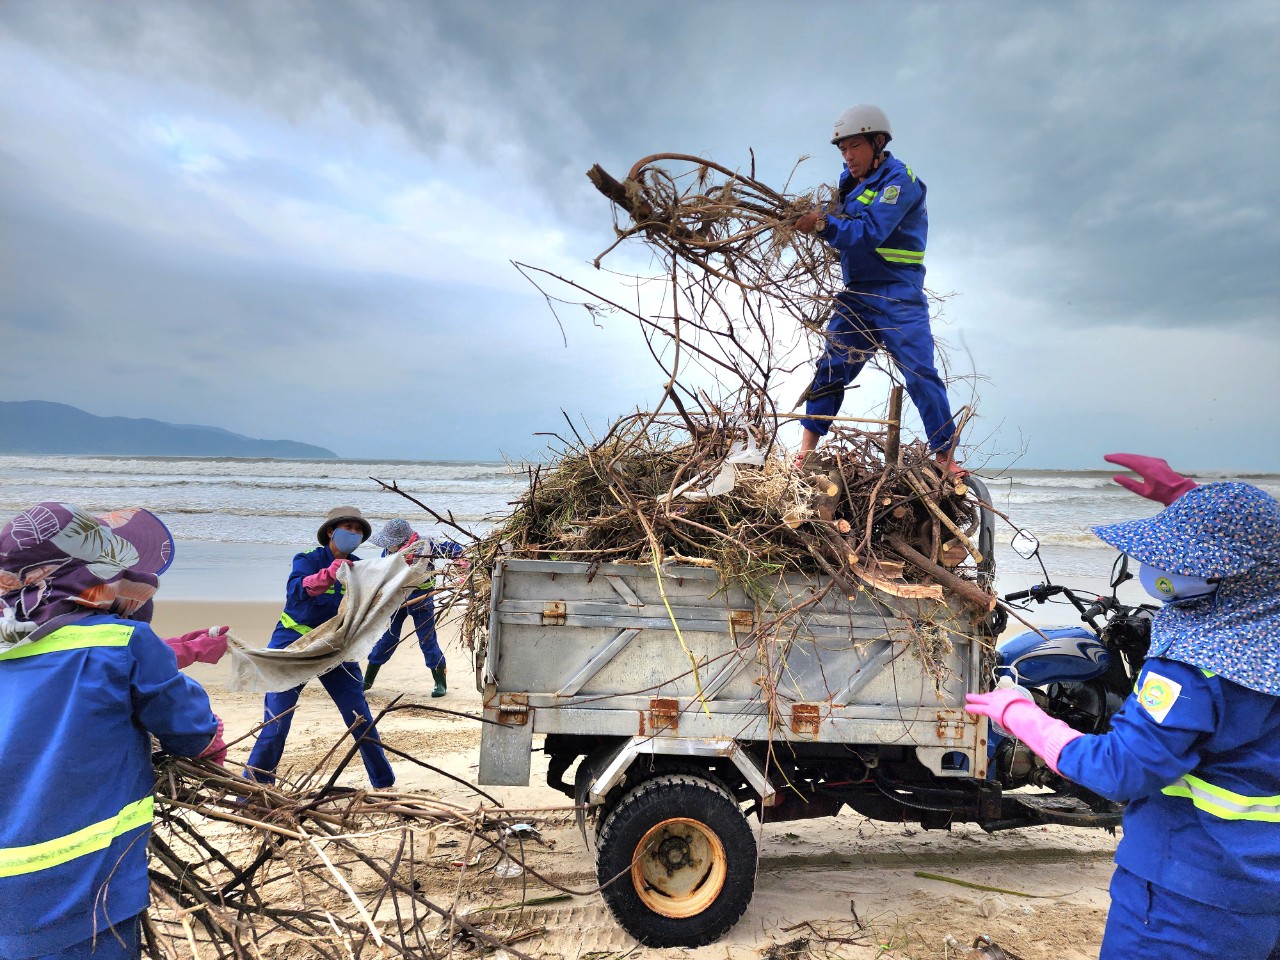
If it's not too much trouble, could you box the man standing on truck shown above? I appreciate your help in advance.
[793,104,962,475]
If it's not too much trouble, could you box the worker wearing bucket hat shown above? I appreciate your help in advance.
[0,503,224,960]
[243,506,395,790]
[967,461,1280,959]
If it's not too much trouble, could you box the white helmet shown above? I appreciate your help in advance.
[830,104,892,145]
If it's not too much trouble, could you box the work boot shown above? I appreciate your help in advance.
[362,662,381,691]
[430,664,447,698]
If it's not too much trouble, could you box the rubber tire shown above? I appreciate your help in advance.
[596,773,756,947]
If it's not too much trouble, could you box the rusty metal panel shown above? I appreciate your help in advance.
[480,555,990,779]
[648,697,679,734]
[790,703,821,737]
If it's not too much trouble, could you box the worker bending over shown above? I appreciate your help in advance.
[362,518,463,697]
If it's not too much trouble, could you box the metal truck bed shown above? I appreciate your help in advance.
[478,554,990,788]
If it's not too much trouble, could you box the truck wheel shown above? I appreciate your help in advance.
[596,773,756,947]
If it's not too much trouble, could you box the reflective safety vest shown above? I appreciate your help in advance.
[1058,657,1280,913]
[0,615,218,956]
[0,797,154,878]
[818,152,929,290]
[1161,773,1280,822]
[280,610,314,635]
[272,545,355,649]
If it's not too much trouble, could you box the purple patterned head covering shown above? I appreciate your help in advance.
[0,502,175,647]
[370,518,414,551]
[1093,482,1280,696]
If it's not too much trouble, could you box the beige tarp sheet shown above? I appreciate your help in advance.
[226,552,434,693]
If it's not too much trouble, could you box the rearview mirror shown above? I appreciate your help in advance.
[1010,529,1040,560]
[1110,552,1133,588]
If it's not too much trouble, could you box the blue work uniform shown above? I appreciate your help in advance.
[801,153,956,452]
[243,546,395,790]
[367,538,462,671]
[1057,658,1280,959]
[0,615,218,959]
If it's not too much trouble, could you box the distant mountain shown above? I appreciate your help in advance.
[0,401,337,459]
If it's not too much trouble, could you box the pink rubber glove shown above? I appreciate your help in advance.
[197,716,227,767]
[163,626,229,668]
[965,689,1083,774]
[1104,453,1197,506]
[302,558,351,596]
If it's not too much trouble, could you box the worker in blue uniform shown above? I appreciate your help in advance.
[967,459,1280,959]
[243,506,395,790]
[794,104,961,475]
[361,518,464,697]
[0,502,224,960]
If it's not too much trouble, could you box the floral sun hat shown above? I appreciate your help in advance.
[1092,481,1280,578]
[1093,482,1280,696]
[369,518,414,552]
[0,502,175,648]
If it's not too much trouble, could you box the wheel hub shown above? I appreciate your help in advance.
[655,834,697,873]
[631,817,728,919]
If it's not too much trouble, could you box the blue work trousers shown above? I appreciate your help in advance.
[243,661,395,789]
[1101,866,1280,960]
[801,290,955,452]
[368,594,444,670]
[19,914,142,960]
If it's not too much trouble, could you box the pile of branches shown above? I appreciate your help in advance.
[459,407,993,658]
[141,706,577,959]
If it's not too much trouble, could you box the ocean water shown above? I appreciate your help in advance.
[1,455,1275,603]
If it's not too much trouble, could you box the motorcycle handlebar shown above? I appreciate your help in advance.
[1002,584,1066,603]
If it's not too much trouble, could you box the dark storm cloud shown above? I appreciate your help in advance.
[6,0,1275,330]
[0,0,1276,465]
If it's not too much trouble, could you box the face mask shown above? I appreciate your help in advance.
[1139,562,1218,606]
[332,528,363,555]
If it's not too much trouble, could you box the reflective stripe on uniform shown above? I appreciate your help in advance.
[876,247,925,264]
[0,796,154,877]
[855,188,878,205]
[0,624,134,662]
[1161,774,1280,822]
[279,612,313,635]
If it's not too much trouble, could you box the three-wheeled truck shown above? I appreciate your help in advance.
[474,477,1103,947]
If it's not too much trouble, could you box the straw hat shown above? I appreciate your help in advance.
[317,506,372,546]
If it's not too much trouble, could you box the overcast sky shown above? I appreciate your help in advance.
[2,0,1277,469]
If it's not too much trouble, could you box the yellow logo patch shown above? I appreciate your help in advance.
[1137,671,1182,724]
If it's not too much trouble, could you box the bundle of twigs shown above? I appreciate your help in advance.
[587,153,840,313]
[142,704,581,959]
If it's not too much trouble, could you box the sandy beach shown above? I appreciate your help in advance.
[151,597,1119,959]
